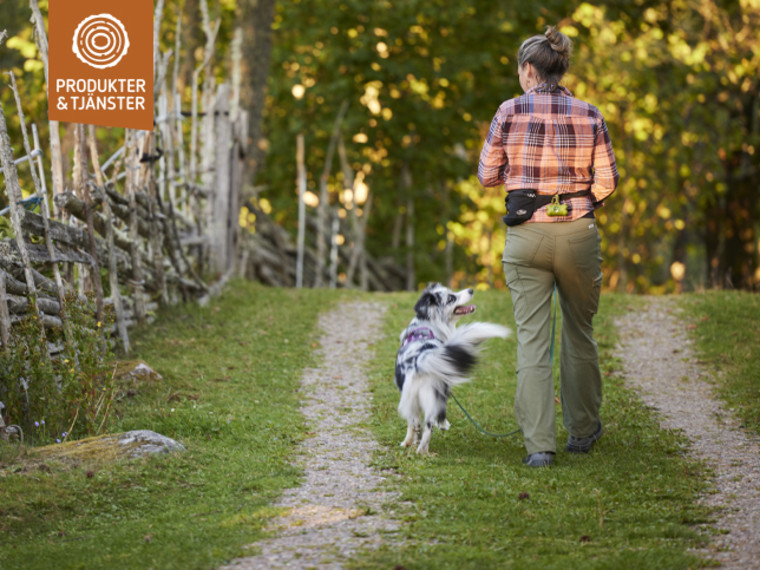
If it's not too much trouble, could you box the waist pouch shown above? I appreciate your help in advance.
[503,189,592,226]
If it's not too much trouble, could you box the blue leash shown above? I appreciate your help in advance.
[453,285,558,438]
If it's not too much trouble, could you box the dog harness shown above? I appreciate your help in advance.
[403,326,435,346]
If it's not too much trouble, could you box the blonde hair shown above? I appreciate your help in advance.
[517,26,573,85]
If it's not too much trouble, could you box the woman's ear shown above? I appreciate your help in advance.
[523,62,536,82]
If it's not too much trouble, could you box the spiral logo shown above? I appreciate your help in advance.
[72,14,131,69]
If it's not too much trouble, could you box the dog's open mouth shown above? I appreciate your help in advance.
[454,304,476,315]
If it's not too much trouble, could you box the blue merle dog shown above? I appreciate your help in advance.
[394,283,510,454]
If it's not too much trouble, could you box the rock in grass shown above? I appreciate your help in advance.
[116,430,185,458]
[33,430,185,462]
[115,360,164,383]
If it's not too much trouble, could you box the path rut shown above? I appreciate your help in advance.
[614,296,760,569]
[221,301,402,569]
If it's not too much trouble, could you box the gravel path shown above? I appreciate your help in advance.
[614,296,760,569]
[221,301,402,569]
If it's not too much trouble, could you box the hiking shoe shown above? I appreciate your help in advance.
[522,452,554,467]
[566,421,603,453]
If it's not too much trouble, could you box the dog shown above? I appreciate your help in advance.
[394,283,510,454]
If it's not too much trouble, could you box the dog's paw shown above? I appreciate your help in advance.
[400,439,413,448]
[438,420,451,431]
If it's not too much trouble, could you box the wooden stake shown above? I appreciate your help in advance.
[0,98,45,343]
[316,100,349,287]
[296,133,306,288]
[211,83,231,274]
[30,0,65,217]
[0,270,11,349]
[87,125,130,354]
[9,73,69,319]
[124,130,147,323]
[75,124,106,335]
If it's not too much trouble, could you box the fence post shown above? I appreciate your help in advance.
[0,99,45,343]
[0,270,10,349]
[87,125,130,354]
[124,130,147,324]
[9,71,75,351]
[74,125,106,345]
[210,83,231,275]
[296,134,306,288]
[30,0,65,218]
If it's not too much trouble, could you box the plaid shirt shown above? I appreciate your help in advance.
[478,84,619,223]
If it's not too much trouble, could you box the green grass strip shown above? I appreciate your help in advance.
[679,290,760,436]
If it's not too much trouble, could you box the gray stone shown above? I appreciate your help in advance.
[117,430,185,458]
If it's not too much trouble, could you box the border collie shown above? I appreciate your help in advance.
[394,283,510,454]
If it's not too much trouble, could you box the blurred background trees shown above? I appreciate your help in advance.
[3,0,758,292]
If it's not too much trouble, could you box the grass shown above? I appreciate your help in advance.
[0,280,349,569]
[680,290,760,436]
[2,283,751,569]
[361,290,712,569]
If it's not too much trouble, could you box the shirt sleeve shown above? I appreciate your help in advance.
[590,115,619,205]
[478,106,508,188]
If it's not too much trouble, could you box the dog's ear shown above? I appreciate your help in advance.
[414,290,438,319]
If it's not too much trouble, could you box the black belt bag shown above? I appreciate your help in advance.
[503,189,592,227]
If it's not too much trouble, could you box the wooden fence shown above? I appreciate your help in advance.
[0,1,245,356]
[0,2,407,361]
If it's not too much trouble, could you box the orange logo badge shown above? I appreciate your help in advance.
[48,0,154,130]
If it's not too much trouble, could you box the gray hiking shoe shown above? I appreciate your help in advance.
[566,421,603,453]
[522,452,554,467]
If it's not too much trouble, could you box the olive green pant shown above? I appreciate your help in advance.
[502,216,603,455]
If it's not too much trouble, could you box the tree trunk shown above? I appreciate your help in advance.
[240,0,276,184]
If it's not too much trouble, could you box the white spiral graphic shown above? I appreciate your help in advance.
[72,14,131,69]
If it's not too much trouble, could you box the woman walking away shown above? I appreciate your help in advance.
[478,26,619,467]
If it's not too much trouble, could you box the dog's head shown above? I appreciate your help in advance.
[413,283,475,323]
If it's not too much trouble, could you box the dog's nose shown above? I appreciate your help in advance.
[467,288,473,295]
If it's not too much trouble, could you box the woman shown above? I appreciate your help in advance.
[478,26,619,467]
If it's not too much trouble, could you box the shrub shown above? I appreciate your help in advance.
[0,293,116,444]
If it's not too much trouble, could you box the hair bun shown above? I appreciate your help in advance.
[545,26,572,58]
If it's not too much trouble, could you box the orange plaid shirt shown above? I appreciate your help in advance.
[478,84,619,223]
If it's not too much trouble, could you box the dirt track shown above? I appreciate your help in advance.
[615,296,760,569]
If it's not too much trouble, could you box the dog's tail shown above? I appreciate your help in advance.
[416,323,510,386]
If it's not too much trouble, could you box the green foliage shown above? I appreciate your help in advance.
[563,0,760,292]
[261,0,542,286]
[257,0,760,292]
[681,291,760,435]
[0,294,115,444]
[3,0,760,291]
[0,216,15,239]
